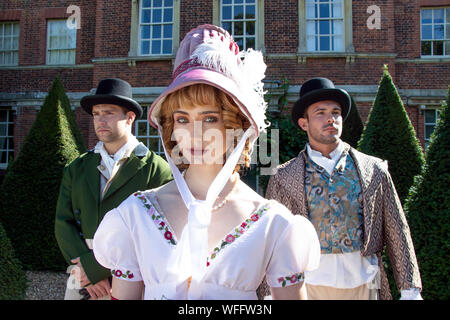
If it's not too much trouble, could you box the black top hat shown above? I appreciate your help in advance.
[291,77,351,129]
[80,78,143,118]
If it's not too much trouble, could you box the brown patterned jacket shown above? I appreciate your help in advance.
[265,145,422,299]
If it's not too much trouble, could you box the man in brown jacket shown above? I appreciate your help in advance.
[266,78,422,300]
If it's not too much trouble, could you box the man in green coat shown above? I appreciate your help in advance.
[55,78,172,300]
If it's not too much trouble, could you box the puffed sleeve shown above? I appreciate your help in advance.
[266,214,320,288]
[93,209,142,282]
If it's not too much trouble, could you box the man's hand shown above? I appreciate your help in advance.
[70,257,111,299]
[70,257,90,287]
[85,278,111,300]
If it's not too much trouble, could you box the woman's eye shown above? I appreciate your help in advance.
[204,116,218,123]
[176,117,189,124]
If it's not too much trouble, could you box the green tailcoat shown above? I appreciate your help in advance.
[55,145,172,284]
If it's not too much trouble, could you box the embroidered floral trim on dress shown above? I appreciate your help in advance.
[206,202,271,267]
[134,191,177,245]
[111,269,134,280]
[277,273,304,287]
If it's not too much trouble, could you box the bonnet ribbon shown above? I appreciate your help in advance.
[160,127,253,299]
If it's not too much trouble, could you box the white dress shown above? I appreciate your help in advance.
[93,190,320,300]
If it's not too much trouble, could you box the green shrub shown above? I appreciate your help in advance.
[258,79,308,193]
[258,110,308,194]
[358,66,425,204]
[404,87,450,300]
[341,96,364,148]
[0,77,85,271]
[0,222,27,300]
[357,66,425,299]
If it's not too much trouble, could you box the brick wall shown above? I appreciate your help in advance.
[397,63,450,89]
[93,1,131,58]
[352,0,396,53]
[92,61,173,88]
[180,0,214,38]
[264,0,299,53]
[394,0,421,59]
[266,57,396,85]
[1,0,449,160]
[0,68,93,92]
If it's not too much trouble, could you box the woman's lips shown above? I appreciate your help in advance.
[190,148,205,156]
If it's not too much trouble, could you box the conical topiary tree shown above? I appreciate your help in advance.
[341,96,364,148]
[358,65,425,204]
[404,87,450,300]
[0,77,86,271]
[0,221,27,300]
[358,66,425,299]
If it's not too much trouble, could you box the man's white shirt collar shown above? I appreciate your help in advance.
[94,135,140,177]
[306,140,345,176]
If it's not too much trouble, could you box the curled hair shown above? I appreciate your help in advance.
[159,84,251,174]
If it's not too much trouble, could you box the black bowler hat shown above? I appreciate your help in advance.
[291,77,351,129]
[80,78,143,118]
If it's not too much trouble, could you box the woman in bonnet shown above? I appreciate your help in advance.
[93,24,320,300]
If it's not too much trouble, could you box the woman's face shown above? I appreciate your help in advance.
[172,103,229,166]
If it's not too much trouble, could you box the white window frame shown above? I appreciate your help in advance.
[0,21,20,66]
[134,106,164,156]
[424,107,440,149]
[305,0,344,52]
[213,0,265,52]
[136,0,178,57]
[220,0,258,51]
[46,19,77,65]
[298,0,353,54]
[420,7,450,58]
[0,108,14,170]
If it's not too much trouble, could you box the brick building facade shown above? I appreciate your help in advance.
[1,0,449,185]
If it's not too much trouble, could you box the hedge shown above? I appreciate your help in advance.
[0,221,27,299]
[0,78,85,271]
[405,87,450,300]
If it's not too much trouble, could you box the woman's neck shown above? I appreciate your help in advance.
[184,164,234,200]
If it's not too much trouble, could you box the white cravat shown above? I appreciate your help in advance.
[94,136,140,176]
[306,141,345,176]
[161,127,254,300]
[94,136,140,197]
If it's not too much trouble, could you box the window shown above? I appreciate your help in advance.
[46,19,76,65]
[306,0,344,52]
[421,8,450,57]
[212,0,264,51]
[134,106,164,155]
[0,22,19,66]
[139,0,174,55]
[220,0,257,50]
[298,0,353,56]
[0,108,14,169]
[129,0,180,58]
[424,108,440,148]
